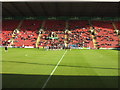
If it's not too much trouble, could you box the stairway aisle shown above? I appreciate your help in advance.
[35,20,45,48]
[9,20,23,46]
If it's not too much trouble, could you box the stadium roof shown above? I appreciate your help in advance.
[2,2,120,17]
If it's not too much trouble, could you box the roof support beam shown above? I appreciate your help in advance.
[2,7,14,16]
[11,2,25,16]
[39,2,48,16]
[55,2,60,16]
[25,2,36,16]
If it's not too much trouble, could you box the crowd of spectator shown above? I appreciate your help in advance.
[92,21,119,48]
[68,29,93,48]
[12,20,43,46]
[1,20,20,46]
[1,20,119,49]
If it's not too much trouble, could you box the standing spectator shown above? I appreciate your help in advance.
[5,45,8,52]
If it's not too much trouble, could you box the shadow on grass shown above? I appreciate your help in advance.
[2,73,118,88]
[2,60,120,70]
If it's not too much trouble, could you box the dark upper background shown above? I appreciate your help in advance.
[2,2,120,17]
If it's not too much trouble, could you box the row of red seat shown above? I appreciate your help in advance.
[92,21,119,48]
[44,20,66,31]
[68,20,90,30]
[67,21,94,48]
[14,20,43,46]
[114,21,120,30]
[1,20,20,45]
[92,21,114,29]
[1,20,120,48]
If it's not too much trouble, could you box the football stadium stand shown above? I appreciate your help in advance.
[2,20,20,46]
[92,21,119,48]
[13,20,43,47]
[1,18,120,49]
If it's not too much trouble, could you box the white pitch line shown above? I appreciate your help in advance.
[41,50,67,90]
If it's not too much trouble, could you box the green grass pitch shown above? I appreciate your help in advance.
[1,48,119,88]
